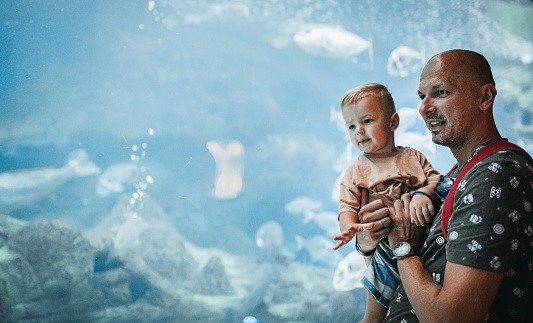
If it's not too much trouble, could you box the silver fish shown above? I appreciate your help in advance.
[0,149,100,212]
[96,162,139,197]
[294,24,372,64]
[387,46,425,77]
[332,250,366,291]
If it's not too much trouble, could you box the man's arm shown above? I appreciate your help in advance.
[396,254,503,322]
[389,195,503,322]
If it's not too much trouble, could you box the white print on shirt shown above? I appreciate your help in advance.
[525,226,533,237]
[470,214,482,224]
[488,163,502,173]
[396,293,403,303]
[511,239,519,251]
[513,287,524,297]
[525,201,532,212]
[490,186,502,198]
[464,194,474,204]
[510,176,519,188]
[436,236,445,245]
[490,256,501,270]
[493,224,505,234]
[509,210,521,222]
[432,272,441,282]
[468,240,482,253]
[458,180,466,192]
[448,231,458,240]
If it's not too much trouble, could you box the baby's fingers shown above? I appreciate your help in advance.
[333,240,345,250]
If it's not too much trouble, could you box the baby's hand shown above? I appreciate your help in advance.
[333,222,374,250]
[410,193,435,226]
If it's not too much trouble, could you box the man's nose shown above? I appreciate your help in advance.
[419,97,435,116]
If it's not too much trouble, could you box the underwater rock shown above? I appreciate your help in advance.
[0,215,100,322]
[198,256,234,295]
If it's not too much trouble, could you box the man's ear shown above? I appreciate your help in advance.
[390,112,400,131]
[479,83,497,111]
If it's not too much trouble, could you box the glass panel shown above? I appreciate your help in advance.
[1,0,532,322]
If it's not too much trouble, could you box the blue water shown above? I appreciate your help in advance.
[1,0,532,322]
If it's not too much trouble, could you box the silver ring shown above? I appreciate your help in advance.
[379,219,384,229]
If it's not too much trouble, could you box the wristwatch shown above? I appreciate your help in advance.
[392,242,415,260]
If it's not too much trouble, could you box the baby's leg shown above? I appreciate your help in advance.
[360,290,386,323]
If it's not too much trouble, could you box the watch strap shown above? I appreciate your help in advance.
[393,251,416,261]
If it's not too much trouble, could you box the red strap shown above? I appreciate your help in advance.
[441,141,533,240]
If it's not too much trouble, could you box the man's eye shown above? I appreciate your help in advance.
[436,90,447,96]
[419,94,425,100]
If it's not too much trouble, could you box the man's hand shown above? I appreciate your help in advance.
[353,188,392,252]
[388,193,425,248]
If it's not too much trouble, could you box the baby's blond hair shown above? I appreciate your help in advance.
[340,83,396,116]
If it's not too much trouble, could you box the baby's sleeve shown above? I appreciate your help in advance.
[338,164,362,217]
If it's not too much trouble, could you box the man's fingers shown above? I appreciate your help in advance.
[361,188,369,207]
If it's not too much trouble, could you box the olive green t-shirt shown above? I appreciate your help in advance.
[385,150,533,322]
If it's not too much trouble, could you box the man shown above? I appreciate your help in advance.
[356,49,533,322]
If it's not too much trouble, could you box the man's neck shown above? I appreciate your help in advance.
[453,136,503,171]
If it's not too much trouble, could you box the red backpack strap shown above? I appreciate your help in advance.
[441,141,533,240]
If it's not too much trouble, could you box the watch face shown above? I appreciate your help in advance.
[393,242,412,257]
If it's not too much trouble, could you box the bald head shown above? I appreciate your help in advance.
[426,49,495,89]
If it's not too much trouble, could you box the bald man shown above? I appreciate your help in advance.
[377,50,533,322]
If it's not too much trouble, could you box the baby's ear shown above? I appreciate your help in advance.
[390,112,400,131]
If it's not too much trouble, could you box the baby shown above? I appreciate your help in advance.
[332,83,441,321]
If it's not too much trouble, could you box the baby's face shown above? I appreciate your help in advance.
[341,97,396,154]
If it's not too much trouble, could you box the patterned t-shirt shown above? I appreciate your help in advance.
[385,150,533,322]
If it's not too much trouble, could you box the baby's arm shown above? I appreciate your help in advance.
[409,182,438,226]
[333,211,374,250]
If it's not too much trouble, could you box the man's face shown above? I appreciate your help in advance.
[417,57,479,148]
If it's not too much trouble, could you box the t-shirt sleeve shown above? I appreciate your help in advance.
[338,164,361,216]
[446,153,533,273]
[413,148,441,185]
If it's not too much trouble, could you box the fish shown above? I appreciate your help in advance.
[395,130,436,154]
[225,262,272,323]
[387,45,425,77]
[0,149,100,213]
[303,209,339,238]
[96,162,139,197]
[332,250,366,291]
[284,196,322,215]
[206,140,244,199]
[295,235,341,267]
[255,221,284,252]
[104,217,144,265]
[293,24,373,64]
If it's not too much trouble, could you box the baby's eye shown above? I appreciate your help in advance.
[348,125,355,130]
[364,119,373,124]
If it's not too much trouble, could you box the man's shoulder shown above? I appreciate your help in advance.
[466,148,533,178]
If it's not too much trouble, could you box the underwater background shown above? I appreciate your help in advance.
[1,0,532,322]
